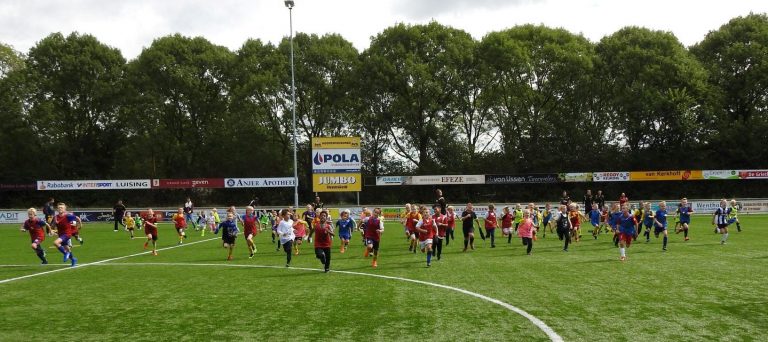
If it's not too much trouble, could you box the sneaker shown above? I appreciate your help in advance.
[143,243,148,250]
[527,252,532,256]
[286,264,290,267]
[324,268,330,273]
[70,257,77,267]
[721,241,726,245]
[662,247,667,251]
[619,256,626,261]
[684,237,690,241]
[372,261,378,268]
[645,239,650,243]
[563,248,568,252]
[178,241,182,245]
[249,253,254,259]
[227,255,233,261]
[491,244,496,248]
[41,259,48,265]
[78,238,84,245]
[152,251,158,256]
[470,244,475,250]
[462,248,467,252]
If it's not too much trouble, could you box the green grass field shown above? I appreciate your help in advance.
[1,215,766,341]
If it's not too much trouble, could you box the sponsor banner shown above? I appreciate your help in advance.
[0,210,27,223]
[382,208,402,220]
[312,173,362,192]
[702,170,740,180]
[375,176,406,186]
[152,178,225,189]
[592,172,630,182]
[404,175,485,185]
[629,170,703,181]
[0,183,35,191]
[741,200,768,213]
[224,178,296,188]
[558,172,593,182]
[37,179,151,191]
[485,174,559,184]
[738,170,768,179]
[311,137,361,149]
[312,148,361,173]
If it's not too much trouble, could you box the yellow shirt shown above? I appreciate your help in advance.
[124,216,135,228]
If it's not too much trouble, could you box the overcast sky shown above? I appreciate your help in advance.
[1,0,765,59]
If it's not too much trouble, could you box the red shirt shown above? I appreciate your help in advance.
[243,214,258,235]
[55,214,75,236]
[365,217,382,241]
[418,218,436,241]
[485,211,497,229]
[501,213,513,228]
[314,222,333,248]
[173,214,186,228]
[445,213,456,228]
[619,196,629,205]
[24,218,46,242]
[144,216,158,232]
[294,221,307,238]
[433,214,447,237]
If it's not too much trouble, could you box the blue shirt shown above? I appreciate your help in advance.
[610,212,623,229]
[679,206,692,223]
[216,220,239,237]
[642,210,654,226]
[619,214,636,234]
[589,209,601,226]
[655,209,668,227]
[336,218,355,235]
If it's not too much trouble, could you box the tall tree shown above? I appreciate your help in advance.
[23,32,126,178]
[596,27,709,167]
[691,13,768,167]
[366,22,475,173]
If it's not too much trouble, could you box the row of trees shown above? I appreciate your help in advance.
[0,14,766,206]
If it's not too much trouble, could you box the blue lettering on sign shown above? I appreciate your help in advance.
[314,152,360,165]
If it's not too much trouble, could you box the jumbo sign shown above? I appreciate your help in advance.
[311,137,361,192]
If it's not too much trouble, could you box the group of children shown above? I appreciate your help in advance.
[20,197,745,268]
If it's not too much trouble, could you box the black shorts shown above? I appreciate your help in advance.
[223,236,236,245]
[366,238,380,251]
[556,228,569,240]
[462,226,474,237]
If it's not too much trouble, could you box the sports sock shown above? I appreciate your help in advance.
[507,234,512,243]
[463,240,469,249]
[721,233,729,242]
[526,240,533,254]
[564,237,570,250]
[684,229,688,238]
[57,246,67,254]
[426,252,432,264]
[619,247,625,257]
[613,235,619,247]
[663,236,668,248]
[470,237,475,245]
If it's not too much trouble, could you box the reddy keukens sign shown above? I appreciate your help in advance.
[312,137,361,192]
[592,172,630,182]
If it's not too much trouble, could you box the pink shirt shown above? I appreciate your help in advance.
[517,218,534,238]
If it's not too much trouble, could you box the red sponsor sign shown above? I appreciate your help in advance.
[0,183,35,190]
[151,179,225,189]
[738,170,768,179]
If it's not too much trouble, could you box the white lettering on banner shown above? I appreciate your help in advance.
[406,175,485,185]
[37,180,151,190]
[739,170,768,179]
[312,148,362,173]
[0,211,27,223]
[224,178,296,188]
[318,176,357,185]
[593,172,630,182]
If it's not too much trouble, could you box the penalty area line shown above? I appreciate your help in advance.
[91,262,564,342]
[0,237,219,285]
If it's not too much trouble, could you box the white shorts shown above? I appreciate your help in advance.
[410,233,417,240]
[419,239,433,250]
[502,228,511,235]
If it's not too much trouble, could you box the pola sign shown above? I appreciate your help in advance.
[311,137,361,192]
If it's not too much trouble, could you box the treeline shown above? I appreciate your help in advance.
[1,14,767,207]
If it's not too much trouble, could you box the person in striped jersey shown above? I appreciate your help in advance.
[712,199,736,245]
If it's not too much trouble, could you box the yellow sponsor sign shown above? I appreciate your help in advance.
[311,137,361,149]
[629,170,703,181]
[312,173,362,192]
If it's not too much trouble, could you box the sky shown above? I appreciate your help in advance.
[0,0,766,59]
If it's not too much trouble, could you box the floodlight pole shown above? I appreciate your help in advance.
[285,0,299,208]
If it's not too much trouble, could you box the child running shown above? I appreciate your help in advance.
[415,206,437,267]
[555,205,572,252]
[21,208,50,264]
[713,199,735,245]
[617,204,638,261]
[518,209,535,255]
[432,206,447,260]
[124,211,136,239]
[335,210,355,253]
[172,208,187,245]
[293,218,307,255]
[275,209,295,266]
[363,208,385,268]
[313,211,334,273]
[215,212,240,261]
[461,203,479,252]
[242,206,259,258]
[589,203,601,239]
[53,203,80,266]
[652,201,670,251]
[641,202,655,243]
[729,199,742,232]
[143,209,159,256]
[485,204,498,248]
[676,198,693,241]
[501,206,514,244]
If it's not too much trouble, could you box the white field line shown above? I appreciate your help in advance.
[91,262,564,342]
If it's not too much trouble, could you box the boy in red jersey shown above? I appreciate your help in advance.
[432,206,447,260]
[415,206,437,267]
[485,204,498,248]
[364,208,385,268]
[242,206,259,258]
[172,208,187,245]
[500,206,513,243]
[53,203,80,266]
[617,204,638,261]
[21,208,50,264]
[143,209,159,255]
[406,205,421,253]
[445,206,457,247]
[314,211,334,273]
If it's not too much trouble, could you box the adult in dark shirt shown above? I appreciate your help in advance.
[43,197,56,234]
[594,190,605,210]
[560,191,571,206]
[311,196,324,211]
[619,193,629,206]
[434,189,447,217]
[461,203,480,252]
[113,200,126,232]
[248,196,259,208]
[583,190,593,214]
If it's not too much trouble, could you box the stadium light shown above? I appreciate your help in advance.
[285,0,299,208]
